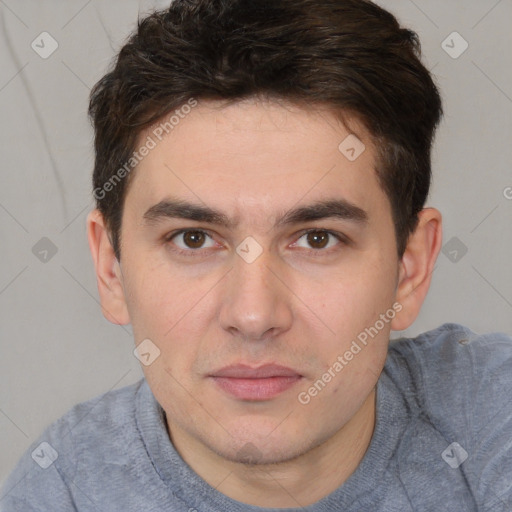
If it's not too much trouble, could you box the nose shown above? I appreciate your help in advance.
[218,248,293,342]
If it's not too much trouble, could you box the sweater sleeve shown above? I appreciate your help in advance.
[0,440,78,512]
[463,330,512,511]
[410,324,512,511]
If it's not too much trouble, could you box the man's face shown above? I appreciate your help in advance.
[118,98,401,464]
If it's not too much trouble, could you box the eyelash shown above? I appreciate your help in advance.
[164,228,348,258]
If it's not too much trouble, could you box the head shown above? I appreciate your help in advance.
[87,0,443,468]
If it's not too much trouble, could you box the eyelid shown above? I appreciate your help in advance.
[165,228,217,247]
[292,228,349,250]
[164,228,215,242]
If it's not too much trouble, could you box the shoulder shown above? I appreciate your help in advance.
[387,323,512,509]
[390,321,512,358]
[388,323,512,421]
[0,379,146,510]
[60,377,144,432]
[389,322,512,390]
[43,378,145,461]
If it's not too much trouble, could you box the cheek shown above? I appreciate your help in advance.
[121,258,183,341]
[311,262,396,333]
[123,259,217,372]
[123,251,181,311]
[299,255,396,381]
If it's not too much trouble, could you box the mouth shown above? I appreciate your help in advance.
[209,364,303,401]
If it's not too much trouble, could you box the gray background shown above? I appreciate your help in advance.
[0,0,511,485]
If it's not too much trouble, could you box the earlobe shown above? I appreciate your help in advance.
[86,209,131,325]
[391,208,442,331]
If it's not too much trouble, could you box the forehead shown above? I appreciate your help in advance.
[125,98,391,227]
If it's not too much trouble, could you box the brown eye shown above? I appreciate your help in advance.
[306,231,330,249]
[168,230,216,252]
[182,230,206,248]
[293,229,345,252]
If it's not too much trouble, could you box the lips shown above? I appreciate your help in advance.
[209,364,302,401]
[211,364,301,379]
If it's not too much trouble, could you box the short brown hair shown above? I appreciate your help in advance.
[89,0,443,260]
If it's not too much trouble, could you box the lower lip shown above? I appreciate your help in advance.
[211,376,302,401]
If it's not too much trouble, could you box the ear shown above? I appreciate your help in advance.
[86,209,130,325]
[391,207,442,331]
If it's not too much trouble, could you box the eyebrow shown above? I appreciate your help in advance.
[142,197,369,229]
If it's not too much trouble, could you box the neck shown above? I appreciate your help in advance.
[167,388,377,508]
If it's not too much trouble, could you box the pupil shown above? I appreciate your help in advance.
[184,231,205,248]
[308,231,328,248]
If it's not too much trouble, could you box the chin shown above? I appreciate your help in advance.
[201,422,319,467]
[218,440,308,466]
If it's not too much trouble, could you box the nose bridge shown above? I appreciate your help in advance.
[218,247,293,340]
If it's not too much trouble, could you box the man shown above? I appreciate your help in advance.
[2,0,511,510]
